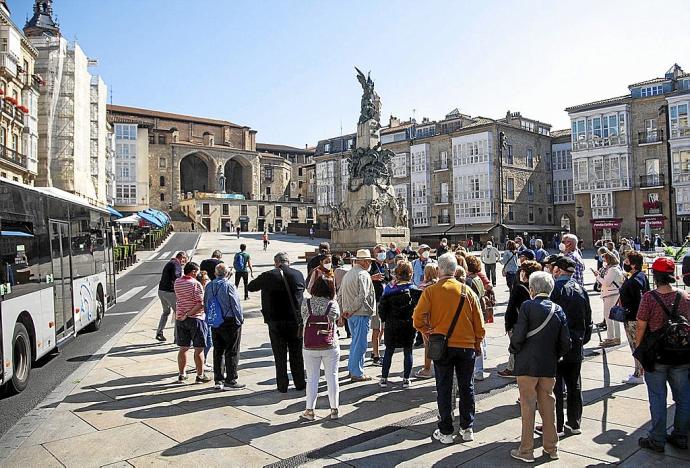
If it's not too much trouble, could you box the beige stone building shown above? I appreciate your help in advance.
[0,1,38,185]
[566,64,687,245]
[107,105,315,231]
[315,109,560,245]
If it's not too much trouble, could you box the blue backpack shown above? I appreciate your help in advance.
[234,252,247,272]
[205,282,225,328]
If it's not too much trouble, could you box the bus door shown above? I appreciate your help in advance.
[49,221,74,344]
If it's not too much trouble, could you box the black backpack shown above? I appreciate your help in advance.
[648,291,690,366]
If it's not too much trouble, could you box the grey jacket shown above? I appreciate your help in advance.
[509,296,571,378]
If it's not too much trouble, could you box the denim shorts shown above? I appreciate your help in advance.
[176,318,208,348]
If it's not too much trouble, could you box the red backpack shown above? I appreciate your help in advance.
[303,299,335,350]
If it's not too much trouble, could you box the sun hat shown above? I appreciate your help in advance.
[355,249,373,260]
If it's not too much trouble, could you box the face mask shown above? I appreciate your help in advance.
[322,262,332,270]
[559,243,566,252]
[441,241,447,246]
[623,263,632,273]
[377,252,386,261]
[603,262,608,268]
[422,251,430,259]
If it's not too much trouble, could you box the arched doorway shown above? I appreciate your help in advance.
[224,159,245,194]
[180,153,210,193]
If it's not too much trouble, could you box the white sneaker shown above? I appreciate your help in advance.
[379,378,388,388]
[459,427,474,441]
[432,429,455,445]
[623,374,644,385]
[402,378,410,388]
[204,363,213,372]
[473,371,488,381]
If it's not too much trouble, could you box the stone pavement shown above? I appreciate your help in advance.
[3,233,688,467]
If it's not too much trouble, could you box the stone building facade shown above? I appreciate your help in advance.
[107,105,316,232]
[25,0,109,205]
[256,143,315,202]
[0,1,38,185]
[566,64,688,245]
[315,110,561,245]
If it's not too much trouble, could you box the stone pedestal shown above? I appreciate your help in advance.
[331,183,409,252]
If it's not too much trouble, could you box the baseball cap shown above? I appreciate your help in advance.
[419,244,430,250]
[519,249,535,261]
[553,256,577,273]
[652,257,675,274]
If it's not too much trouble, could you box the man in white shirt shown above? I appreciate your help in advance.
[481,241,501,286]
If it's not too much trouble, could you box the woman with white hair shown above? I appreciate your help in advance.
[413,253,486,444]
[509,272,571,463]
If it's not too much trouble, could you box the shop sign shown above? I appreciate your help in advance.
[591,220,621,230]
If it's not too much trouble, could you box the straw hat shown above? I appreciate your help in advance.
[355,249,373,260]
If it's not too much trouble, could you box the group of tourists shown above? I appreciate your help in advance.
[154,232,690,462]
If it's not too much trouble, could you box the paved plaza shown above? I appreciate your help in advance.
[2,233,689,467]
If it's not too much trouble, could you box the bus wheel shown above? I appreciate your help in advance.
[8,322,31,394]
[84,294,105,332]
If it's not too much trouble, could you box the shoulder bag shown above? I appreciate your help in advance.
[428,285,467,361]
[279,268,303,338]
[526,302,556,338]
[502,253,515,278]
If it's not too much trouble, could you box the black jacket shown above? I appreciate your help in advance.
[199,258,222,281]
[619,270,649,321]
[505,282,530,332]
[369,261,392,301]
[378,284,422,349]
[510,297,571,378]
[551,277,593,362]
[248,265,305,324]
[158,259,181,292]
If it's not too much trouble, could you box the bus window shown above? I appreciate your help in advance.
[0,220,41,297]
[69,205,96,278]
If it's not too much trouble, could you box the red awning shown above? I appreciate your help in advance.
[637,216,667,228]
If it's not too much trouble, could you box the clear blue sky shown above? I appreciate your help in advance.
[9,0,690,147]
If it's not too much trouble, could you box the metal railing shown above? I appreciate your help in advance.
[0,146,26,166]
[435,194,450,204]
[433,160,450,171]
[638,129,664,144]
[438,215,451,224]
[640,174,665,188]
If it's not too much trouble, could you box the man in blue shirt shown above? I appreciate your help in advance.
[412,244,432,286]
[205,262,245,391]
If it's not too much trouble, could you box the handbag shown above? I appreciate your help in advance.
[526,302,556,338]
[609,298,628,323]
[428,286,467,361]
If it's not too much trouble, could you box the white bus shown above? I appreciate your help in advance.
[0,180,116,394]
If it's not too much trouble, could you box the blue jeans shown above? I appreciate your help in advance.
[434,347,476,435]
[204,323,213,359]
[382,346,413,379]
[644,363,690,445]
[347,315,370,377]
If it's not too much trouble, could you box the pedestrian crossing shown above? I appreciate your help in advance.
[142,285,159,299]
[117,285,146,303]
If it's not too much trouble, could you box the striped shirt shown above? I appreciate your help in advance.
[174,275,204,320]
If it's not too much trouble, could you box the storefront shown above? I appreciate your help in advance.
[637,216,667,242]
[590,219,622,243]
[238,215,250,232]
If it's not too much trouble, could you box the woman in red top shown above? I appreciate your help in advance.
[635,257,690,452]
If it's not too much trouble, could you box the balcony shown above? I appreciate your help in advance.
[638,129,664,145]
[640,174,665,188]
[592,207,615,219]
[438,214,451,224]
[14,107,24,122]
[0,146,26,167]
[643,201,663,216]
[0,52,17,77]
[572,135,627,151]
[435,194,451,204]
[433,160,449,171]
[574,177,630,193]
[2,101,13,118]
